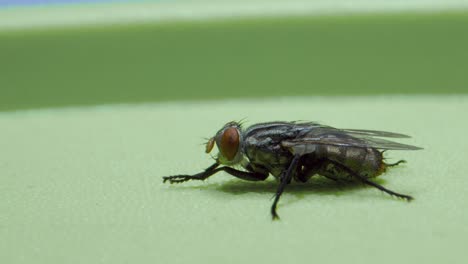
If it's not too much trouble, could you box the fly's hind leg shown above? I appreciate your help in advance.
[321,174,340,182]
[316,161,347,182]
[385,160,407,167]
[297,164,339,182]
[325,159,413,201]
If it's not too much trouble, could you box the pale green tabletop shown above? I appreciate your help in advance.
[2,1,468,263]
[1,96,466,264]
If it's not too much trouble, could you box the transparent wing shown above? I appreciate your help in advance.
[282,136,422,150]
[339,129,411,138]
[282,125,422,152]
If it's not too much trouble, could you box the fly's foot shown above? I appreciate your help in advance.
[379,187,413,201]
[272,213,280,221]
[372,183,414,201]
[392,192,414,201]
[163,175,199,184]
[271,207,280,221]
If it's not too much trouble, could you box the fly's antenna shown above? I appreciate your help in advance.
[200,137,214,150]
[199,138,208,146]
[200,137,212,144]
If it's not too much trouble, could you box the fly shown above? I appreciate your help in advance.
[163,121,422,219]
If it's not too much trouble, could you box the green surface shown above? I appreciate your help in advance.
[1,96,467,263]
[2,12,468,111]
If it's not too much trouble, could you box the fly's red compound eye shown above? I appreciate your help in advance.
[220,127,239,161]
[205,138,215,153]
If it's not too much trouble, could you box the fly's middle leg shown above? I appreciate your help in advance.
[271,154,301,220]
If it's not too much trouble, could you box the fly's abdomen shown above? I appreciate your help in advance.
[316,145,384,179]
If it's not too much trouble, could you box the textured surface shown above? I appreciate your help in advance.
[1,96,467,264]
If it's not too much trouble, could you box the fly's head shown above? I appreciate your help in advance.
[205,121,244,165]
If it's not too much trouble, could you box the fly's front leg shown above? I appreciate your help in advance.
[326,159,413,201]
[163,163,268,184]
[271,154,301,220]
[219,166,269,181]
[163,162,220,184]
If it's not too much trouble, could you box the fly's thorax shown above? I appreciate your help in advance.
[207,121,245,165]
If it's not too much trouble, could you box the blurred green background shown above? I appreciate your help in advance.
[1,11,468,111]
[1,2,468,264]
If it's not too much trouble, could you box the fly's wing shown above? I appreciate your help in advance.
[339,129,411,138]
[281,125,422,155]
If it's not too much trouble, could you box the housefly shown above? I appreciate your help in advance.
[163,121,422,219]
